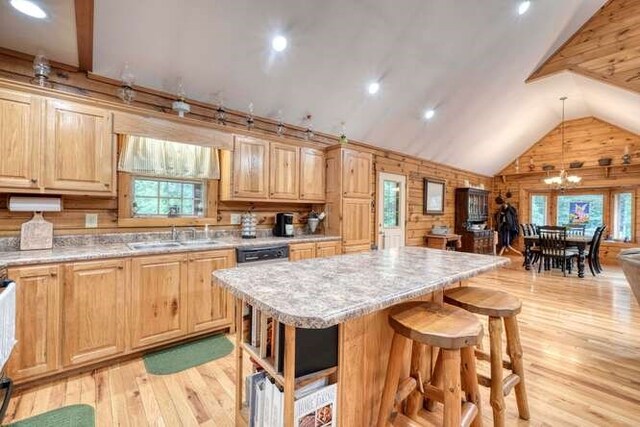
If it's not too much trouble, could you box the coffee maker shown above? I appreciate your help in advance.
[273,213,294,237]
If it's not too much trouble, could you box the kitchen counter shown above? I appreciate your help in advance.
[0,235,341,268]
[214,247,509,328]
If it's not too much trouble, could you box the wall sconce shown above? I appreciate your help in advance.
[172,79,191,118]
[117,63,136,104]
[32,53,51,87]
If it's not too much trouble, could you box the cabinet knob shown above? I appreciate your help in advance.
[30,178,37,184]
[117,266,124,270]
[104,183,110,187]
[50,272,57,277]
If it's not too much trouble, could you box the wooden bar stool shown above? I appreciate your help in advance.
[444,287,530,427]
[376,301,483,427]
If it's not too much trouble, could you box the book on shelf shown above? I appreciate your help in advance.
[247,371,266,427]
[295,383,337,427]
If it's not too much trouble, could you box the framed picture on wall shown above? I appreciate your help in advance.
[423,178,445,214]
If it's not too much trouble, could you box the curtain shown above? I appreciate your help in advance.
[118,135,220,180]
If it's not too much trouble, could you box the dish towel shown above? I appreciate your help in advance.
[0,281,17,371]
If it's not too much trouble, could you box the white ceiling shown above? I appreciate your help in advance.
[6,0,637,176]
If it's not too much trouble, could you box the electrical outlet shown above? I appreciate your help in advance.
[230,214,242,225]
[85,213,98,228]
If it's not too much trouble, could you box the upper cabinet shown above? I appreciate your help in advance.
[0,88,41,191]
[43,100,115,194]
[342,149,372,199]
[300,147,325,201]
[220,135,326,202]
[270,142,299,199]
[0,90,116,197]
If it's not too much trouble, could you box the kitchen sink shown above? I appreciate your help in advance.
[179,239,219,246]
[127,241,183,250]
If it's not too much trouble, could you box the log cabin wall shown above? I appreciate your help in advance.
[0,50,490,243]
[493,116,640,264]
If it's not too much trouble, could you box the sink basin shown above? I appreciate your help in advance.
[128,241,183,250]
[179,239,219,246]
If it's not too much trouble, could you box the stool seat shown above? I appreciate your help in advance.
[444,287,522,318]
[389,302,483,349]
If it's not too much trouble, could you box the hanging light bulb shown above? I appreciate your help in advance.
[543,97,582,191]
[216,95,226,125]
[117,63,136,104]
[32,53,51,87]
[303,114,314,140]
[339,121,348,144]
[172,79,191,118]
[276,110,285,136]
[247,102,255,130]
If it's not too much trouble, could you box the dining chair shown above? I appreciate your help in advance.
[594,225,607,274]
[520,224,540,266]
[586,226,603,276]
[538,226,577,277]
[566,224,586,236]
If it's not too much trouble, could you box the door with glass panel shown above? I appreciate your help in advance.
[377,173,406,249]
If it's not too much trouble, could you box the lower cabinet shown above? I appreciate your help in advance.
[316,241,342,258]
[6,265,61,381]
[130,254,189,349]
[187,250,235,333]
[62,259,127,367]
[289,242,316,261]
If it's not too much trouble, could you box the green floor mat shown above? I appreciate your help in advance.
[143,334,234,375]
[6,404,95,427]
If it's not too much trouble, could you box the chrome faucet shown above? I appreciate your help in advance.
[186,227,197,241]
[171,225,178,241]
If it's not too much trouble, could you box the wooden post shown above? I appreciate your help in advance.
[284,324,296,427]
[405,341,428,418]
[425,348,442,411]
[504,316,530,420]
[441,349,461,427]
[376,332,409,427]
[460,346,482,427]
[489,317,506,427]
[235,298,244,427]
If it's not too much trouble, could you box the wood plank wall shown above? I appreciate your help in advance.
[0,51,490,243]
[494,116,640,264]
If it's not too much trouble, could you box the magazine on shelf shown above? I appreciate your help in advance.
[294,383,337,427]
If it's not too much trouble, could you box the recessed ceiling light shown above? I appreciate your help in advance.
[272,35,288,52]
[367,82,380,95]
[518,1,531,15]
[424,109,435,120]
[10,0,47,19]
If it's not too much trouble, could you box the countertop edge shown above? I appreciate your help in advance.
[214,256,510,328]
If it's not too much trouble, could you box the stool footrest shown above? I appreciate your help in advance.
[461,402,478,427]
[395,377,417,406]
[423,383,444,404]
[390,412,424,427]
[502,373,521,396]
[474,348,513,370]
[477,373,492,388]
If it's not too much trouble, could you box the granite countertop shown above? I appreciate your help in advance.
[213,247,510,328]
[0,235,341,268]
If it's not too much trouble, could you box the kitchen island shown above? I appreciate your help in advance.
[213,247,509,426]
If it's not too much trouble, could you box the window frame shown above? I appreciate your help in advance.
[612,190,635,242]
[529,193,549,226]
[131,176,206,219]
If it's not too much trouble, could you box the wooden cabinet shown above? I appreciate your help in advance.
[228,136,270,199]
[342,198,372,249]
[0,89,42,191]
[130,254,189,349]
[6,265,61,381]
[289,242,317,261]
[187,250,235,334]
[43,99,114,195]
[342,149,372,199]
[61,259,127,367]
[316,241,342,258]
[300,147,325,201]
[270,142,299,199]
[455,188,492,254]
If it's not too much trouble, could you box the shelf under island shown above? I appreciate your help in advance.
[213,247,509,427]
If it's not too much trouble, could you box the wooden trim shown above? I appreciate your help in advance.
[74,0,94,72]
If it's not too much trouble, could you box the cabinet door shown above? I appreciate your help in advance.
[43,99,115,194]
[289,243,316,261]
[300,147,325,201]
[270,142,299,199]
[0,89,41,190]
[130,254,188,349]
[342,149,371,199]
[62,259,127,367]
[316,241,341,258]
[233,136,269,199]
[6,265,60,381]
[187,250,235,334]
[342,198,372,248]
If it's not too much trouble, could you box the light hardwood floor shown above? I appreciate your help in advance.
[3,258,640,426]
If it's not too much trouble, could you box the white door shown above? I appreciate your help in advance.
[377,173,406,249]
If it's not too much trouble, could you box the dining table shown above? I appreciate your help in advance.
[522,234,593,278]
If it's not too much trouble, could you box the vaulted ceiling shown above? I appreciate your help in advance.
[6,0,640,176]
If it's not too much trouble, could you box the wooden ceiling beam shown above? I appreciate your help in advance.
[74,0,94,72]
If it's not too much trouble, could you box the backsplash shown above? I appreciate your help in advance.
[0,226,312,251]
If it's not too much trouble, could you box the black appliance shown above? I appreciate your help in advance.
[273,213,294,237]
[236,245,289,265]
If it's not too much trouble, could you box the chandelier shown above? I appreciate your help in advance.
[543,96,582,189]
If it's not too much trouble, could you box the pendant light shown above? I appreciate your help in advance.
[543,97,582,190]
